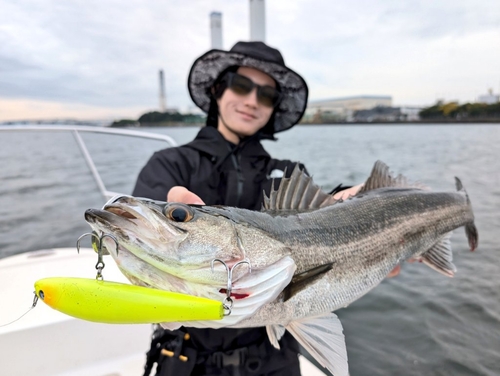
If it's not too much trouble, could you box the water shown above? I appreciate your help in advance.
[1,124,499,375]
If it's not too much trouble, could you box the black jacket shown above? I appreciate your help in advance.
[133,126,305,374]
[133,126,306,209]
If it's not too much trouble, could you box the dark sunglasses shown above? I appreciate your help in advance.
[223,72,282,108]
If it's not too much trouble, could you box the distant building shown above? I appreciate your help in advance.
[303,95,392,122]
[353,105,423,122]
[249,0,266,42]
[210,12,223,49]
[353,106,399,122]
[478,89,500,104]
[158,69,166,112]
[400,107,422,122]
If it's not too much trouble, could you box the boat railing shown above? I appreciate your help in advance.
[0,125,177,200]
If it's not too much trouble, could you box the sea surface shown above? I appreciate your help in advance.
[1,124,499,375]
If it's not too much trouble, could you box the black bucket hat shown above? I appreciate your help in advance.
[188,41,309,133]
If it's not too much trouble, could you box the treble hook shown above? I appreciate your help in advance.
[76,232,119,280]
[76,232,101,254]
[95,246,105,281]
[211,258,252,316]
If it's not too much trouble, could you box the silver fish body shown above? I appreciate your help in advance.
[84,161,478,375]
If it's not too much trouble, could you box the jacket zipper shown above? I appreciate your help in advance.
[229,152,244,207]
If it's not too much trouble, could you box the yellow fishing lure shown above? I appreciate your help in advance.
[34,277,223,324]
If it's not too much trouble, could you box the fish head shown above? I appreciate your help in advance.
[85,195,253,284]
[84,195,296,327]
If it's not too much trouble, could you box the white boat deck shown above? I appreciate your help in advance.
[0,127,326,375]
[0,248,325,376]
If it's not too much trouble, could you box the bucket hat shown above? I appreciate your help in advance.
[188,41,308,133]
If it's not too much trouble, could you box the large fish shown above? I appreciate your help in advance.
[84,161,478,376]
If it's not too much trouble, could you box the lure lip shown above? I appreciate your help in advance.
[34,277,224,324]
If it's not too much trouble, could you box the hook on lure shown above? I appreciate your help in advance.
[76,232,119,280]
[211,258,251,316]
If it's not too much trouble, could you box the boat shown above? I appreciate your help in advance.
[0,125,326,376]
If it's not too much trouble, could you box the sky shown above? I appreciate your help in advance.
[1,0,499,122]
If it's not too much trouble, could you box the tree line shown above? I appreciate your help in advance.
[419,101,500,120]
[110,111,205,127]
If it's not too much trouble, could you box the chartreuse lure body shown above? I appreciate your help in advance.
[34,277,223,324]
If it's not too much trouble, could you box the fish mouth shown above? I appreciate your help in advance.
[105,206,139,219]
[84,195,162,226]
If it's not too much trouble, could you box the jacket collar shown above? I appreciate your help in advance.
[186,126,271,159]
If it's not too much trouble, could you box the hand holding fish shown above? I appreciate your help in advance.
[332,183,364,200]
[167,186,205,205]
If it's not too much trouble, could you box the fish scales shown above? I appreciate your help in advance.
[84,161,478,376]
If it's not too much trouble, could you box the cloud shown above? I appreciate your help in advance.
[0,0,499,121]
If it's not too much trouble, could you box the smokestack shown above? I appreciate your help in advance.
[249,0,266,42]
[159,69,166,112]
[210,12,223,49]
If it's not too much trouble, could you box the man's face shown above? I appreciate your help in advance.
[217,66,275,144]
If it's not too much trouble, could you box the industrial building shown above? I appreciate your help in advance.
[210,12,223,49]
[303,95,393,123]
[478,89,500,104]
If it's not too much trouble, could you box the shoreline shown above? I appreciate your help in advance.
[1,120,499,127]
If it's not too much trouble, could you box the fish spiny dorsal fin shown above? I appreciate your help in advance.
[263,164,338,211]
[358,160,428,194]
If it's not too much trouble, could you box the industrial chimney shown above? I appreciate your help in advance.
[210,12,223,49]
[158,69,166,112]
[249,0,266,42]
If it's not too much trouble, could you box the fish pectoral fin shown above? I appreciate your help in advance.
[286,312,348,376]
[283,263,334,301]
[420,232,457,277]
[266,325,286,350]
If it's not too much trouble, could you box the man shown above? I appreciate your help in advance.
[134,41,361,376]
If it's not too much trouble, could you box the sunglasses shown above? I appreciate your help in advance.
[223,72,282,108]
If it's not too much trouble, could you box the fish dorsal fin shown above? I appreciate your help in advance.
[358,160,428,194]
[286,312,349,376]
[263,164,337,211]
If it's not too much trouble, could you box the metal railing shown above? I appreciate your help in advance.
[0,125,177,200]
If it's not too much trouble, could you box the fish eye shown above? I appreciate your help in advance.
[38,290,45,300]
[164,204,194,223]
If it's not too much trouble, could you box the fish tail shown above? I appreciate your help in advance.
[465,222,478,252]
[455,177,478,252]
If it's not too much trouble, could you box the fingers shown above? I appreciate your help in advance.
[167,186,205,205]
[387,264,401,278]
[333,183,364,200]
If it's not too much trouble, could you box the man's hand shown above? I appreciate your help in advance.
[333,183,364,200]
[387,265,401,278]
[167,186,205,205]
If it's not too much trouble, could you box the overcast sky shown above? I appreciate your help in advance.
[1,0,499,121]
